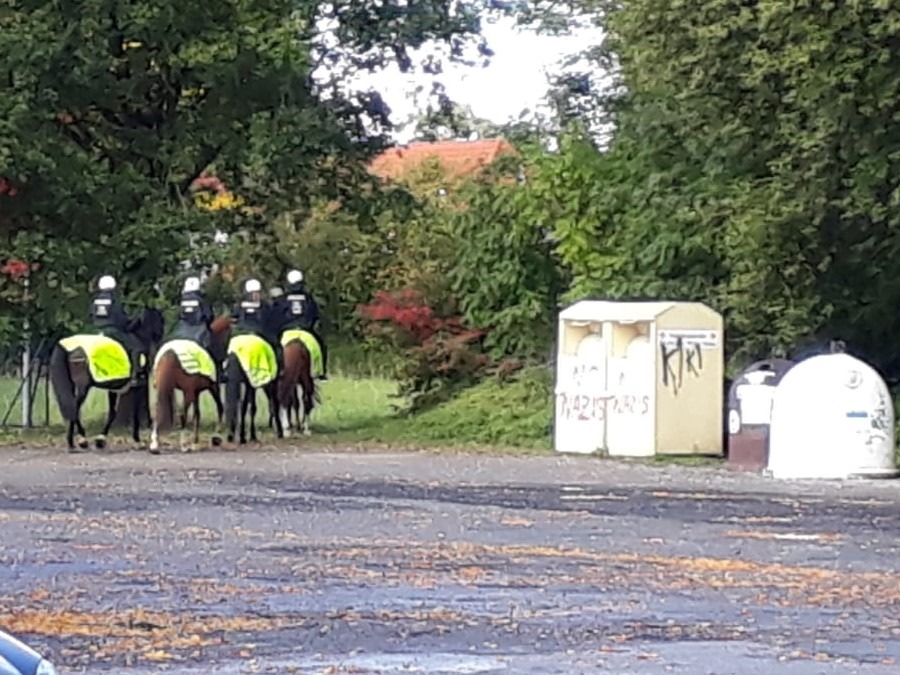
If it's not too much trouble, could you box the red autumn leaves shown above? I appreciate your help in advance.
[358,289,483,344]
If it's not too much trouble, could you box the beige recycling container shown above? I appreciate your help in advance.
[553,300,724,457]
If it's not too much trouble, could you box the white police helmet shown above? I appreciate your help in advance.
[286,269,304,285]
[244,278,262,293]
[97,275,116,291]
[183,276,201,293]
[269,286,284,299]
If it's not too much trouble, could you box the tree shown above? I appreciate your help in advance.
[0,0,495,346]
[546,1,900,371]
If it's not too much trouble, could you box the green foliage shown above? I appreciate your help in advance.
[0,0,493,345]
[450,149,567,360]
[367,366,553,449]
[550,0,900,372]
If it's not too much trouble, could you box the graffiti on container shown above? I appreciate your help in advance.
[556,392,650,421]
[570,363,600,385]
[867,389,891,446]
[660,336,703,396]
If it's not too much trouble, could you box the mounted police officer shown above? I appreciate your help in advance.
[231,277,283,374]
[89,274,145,384]
[171,276,215,351]
[276,269,328,380]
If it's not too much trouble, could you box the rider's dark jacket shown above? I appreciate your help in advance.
[90,291,130,334]
[173,290,214,346]
[231,296,276,344]
[273,282,320,334]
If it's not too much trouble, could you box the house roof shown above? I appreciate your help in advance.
[189,138,515,197]
[368,138,516,181]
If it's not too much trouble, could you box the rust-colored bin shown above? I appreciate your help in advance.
[727,358,795,472]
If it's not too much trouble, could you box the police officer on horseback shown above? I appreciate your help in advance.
[172,276,214,351]
[231,277,284,374]
[274,269,328,380]
[89,274,145,384]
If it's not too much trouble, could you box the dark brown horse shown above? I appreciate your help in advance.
[224,333,284,445]
[49,308,166,451]
[275,339,319,436]
[149,316,232,453]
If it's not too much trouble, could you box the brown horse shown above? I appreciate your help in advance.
[275,339,319,436]
[149,316,232,454]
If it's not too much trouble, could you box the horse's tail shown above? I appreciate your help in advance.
[154,351,178,432]
[49,344,78,423]
[225,352,242,428]
[278,341,302,407]
[286,340,320,410]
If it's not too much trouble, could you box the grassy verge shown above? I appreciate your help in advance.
[340,367,553,452]
[0,342,553,453]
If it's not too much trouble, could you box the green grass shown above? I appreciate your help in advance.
[349,367,553,452]
[0,347,553,453]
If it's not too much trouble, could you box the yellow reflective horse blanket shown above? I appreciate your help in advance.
[153,339,217,381]
[280,328,324,378]
[59,334,131,384]
[227,334,277,388]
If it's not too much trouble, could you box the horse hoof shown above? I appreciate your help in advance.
[149,445,161,455]
[303,428,312,437]
[226,434,235,444]
[67,445,85,454]
[211,436,222,447]
[76,437,89,450]
[94,437,106,450]
[181,444,195,454]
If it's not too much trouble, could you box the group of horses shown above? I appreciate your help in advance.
[48,308,319,453]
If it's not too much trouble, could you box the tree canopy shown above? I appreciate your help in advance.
[5,0,900,384]
[0,0,492,339]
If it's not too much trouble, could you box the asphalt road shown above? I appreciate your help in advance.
[2,447,900,674]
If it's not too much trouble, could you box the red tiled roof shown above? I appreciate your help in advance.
[368,138,516,181]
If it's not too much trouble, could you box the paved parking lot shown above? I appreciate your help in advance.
[1,448,899,673]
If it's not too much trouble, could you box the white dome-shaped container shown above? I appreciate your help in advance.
[768,354,897,479]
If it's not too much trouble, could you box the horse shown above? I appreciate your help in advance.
[224,332,284,444]
[148,316,233,454]
[273,329,322,436]
[49,308,166,452]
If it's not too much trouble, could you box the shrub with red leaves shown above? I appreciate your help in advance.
[0,177,17,198]
[358,288,491,410]
[1,259,30,280]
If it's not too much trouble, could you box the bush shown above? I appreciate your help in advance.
[357,289,489,410]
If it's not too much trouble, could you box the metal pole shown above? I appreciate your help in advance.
[21,275,31,427]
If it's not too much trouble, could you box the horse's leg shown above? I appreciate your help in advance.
[239,385,250,445]
[294,384,303,433]
[66,420,76,451]
[302,384,314,437]
[249,389,259,442]
[179,394,188,429]
[187,395,201,453]
[131,386,143,446]
[210,383,224,447]
[277,384,291,440]
[179,391,194,452]
[270,384,284,440]
[96,392,118,449]
[73,391,90,451]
